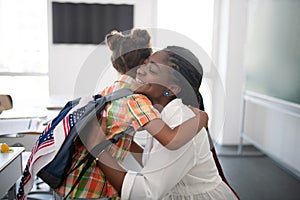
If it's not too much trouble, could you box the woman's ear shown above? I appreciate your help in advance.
[169,84,181,96]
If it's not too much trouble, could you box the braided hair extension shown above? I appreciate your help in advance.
[105,29,152,75]
[163,46,205,110]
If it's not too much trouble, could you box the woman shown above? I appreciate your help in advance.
[91,46,239,200]
[55,29,208,199]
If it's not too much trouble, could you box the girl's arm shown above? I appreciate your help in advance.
[144,108,208,150]
[127,95,208,151]
[129,140,144,166]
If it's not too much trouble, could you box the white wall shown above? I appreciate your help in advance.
[48,0,157,101]
[243,93,300,177]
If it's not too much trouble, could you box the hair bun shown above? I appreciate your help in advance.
[131,29,151,48]
[105,30,123,50]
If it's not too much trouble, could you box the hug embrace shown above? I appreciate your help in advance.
[20,28,240,200]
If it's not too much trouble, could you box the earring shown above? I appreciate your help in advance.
[163,90,170,97]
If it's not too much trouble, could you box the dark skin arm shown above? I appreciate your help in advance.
[143,108,208,150]
[96,151,127,194]
[129,140,144,166]
[129,107,208,165]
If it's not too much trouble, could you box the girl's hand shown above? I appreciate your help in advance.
[188,106,209,128]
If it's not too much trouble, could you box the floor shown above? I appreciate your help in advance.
[216,144,300,200]
[2,144,300,200]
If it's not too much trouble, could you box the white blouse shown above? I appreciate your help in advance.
[121,99,237,200]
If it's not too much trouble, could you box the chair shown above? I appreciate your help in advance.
[26,179,54,200]
[26,191,54,200]
[0,94,13,113]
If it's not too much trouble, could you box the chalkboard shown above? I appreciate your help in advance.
[244,0,300,105]
[52,2,134,44]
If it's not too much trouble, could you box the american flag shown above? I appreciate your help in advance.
[16,98,90,200]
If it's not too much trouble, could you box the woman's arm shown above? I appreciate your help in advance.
[144,108,208,150]
[85,117,127,195]
[95,129,200,199]
[96,151,127,194]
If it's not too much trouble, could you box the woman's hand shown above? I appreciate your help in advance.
[85,111,108,152]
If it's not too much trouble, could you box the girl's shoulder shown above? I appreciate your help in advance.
[127,93,155,110]
[127,93,160,117]
[128,93,151,102]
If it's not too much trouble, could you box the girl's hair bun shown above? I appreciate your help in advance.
[131,28,151,48]
[105,30,123,50]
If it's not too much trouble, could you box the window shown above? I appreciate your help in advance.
[0,0,48,107]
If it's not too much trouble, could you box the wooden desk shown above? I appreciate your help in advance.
[0,146,25,199]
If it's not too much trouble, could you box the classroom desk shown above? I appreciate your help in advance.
[0,110,59,151]
[0,109,59,199]
[0,146,25,199]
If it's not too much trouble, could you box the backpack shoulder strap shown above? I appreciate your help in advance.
[105,88,133,103]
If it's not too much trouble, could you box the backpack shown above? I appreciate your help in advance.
[16,88,133,200]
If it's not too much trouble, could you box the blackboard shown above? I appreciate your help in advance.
[244,0,300,105]
[52,2,134,44]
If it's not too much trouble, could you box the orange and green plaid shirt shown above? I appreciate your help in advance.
[55,75,160,199]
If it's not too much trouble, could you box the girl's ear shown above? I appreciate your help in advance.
[169,84,181,96]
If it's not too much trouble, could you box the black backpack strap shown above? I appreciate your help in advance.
[109,127,134,143]
[63,140,111,200]
[63,153,94,200]
[70,127,134,173]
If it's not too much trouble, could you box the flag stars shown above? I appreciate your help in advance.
[69,106,87,128]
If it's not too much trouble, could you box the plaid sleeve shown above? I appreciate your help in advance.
[127,94,160,130]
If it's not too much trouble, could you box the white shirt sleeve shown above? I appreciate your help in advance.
[121,140,196,200]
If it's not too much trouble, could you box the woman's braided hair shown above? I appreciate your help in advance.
[163,46,205,110]
[105,29,152,75]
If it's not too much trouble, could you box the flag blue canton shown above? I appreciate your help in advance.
[69,106,87,128]
[36,130,54,149]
